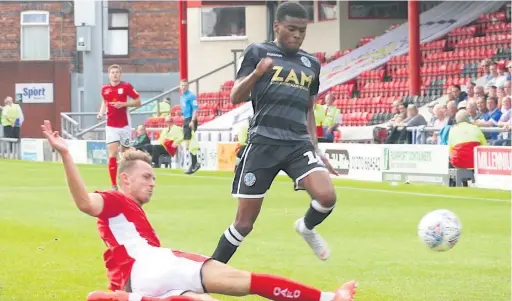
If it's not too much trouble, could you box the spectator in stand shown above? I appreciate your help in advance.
[486,84,498,98]
[460,81,475,108]
[450,85,467,104]
[495,63,508,88]
[466,100,479,121]
[446,100,457,125]
[475,96,488,119]
[497,83,507,109]
[447,110,487,186]
[321,94,341,143]
[427,103,448,144]
[473,86,485,101]
[493,96,511,146]
[476,59,492,86]
[385,104,426,144]
[484,62,500,87]
[151,116,184,168]
[133,124,152,154]
[507,62,512,81]
[465,80,475,97]
[473,96,502,141]
[505,80,511,96]
[154,97,171,117]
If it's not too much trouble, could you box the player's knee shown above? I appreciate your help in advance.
[315,189,337,208]
[233,220,254,237]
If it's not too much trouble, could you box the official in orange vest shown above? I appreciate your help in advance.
[448,110,488,169]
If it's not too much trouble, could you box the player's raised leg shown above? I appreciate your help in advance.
[295,165,337,260]
[211,144,279,263]
[282,142,336,261]
[201,259,357,301]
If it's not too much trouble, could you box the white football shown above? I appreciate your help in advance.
[418,209,462,252]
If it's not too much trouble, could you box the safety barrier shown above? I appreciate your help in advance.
[407,126,508,144]
[8,138,511,190]
[0,138,20,160]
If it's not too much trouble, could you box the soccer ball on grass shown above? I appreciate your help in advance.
[417,209,462,252]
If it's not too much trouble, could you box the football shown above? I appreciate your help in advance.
[418,209,462,252]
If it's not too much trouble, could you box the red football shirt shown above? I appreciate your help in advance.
[95,191,161,291]
[101,82,140,128]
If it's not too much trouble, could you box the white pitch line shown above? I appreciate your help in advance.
[158,173,511,203]
[0,172,508,203]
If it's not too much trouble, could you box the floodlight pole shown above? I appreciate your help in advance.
[408,0,421,96]
[178,0,188,80]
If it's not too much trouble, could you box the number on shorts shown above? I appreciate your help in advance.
[303,151,319,165]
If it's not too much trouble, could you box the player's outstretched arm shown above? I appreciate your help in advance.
[307,96,319,150]
[41,120,105,217]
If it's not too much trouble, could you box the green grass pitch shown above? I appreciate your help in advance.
[0,159,510,301]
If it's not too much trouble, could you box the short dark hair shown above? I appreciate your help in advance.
[452,84,461,91]
[487,96,498,104]
[276,1,308,22]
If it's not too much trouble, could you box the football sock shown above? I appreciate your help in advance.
[191,153,197,166]
[303,200,335,230]
[211,224,244,263]
[250,273,334,301]
[108,157,118,186]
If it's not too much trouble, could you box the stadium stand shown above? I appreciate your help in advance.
[144,8,511,138]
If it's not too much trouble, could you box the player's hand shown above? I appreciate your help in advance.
[41,120,69,154]
[96,114,103,120]
[172,141,178,148]
[254,57,273,77]
[318,153,339,176]
[189,120,194,128]
[111,102,126,109]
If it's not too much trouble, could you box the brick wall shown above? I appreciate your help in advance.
[0,1,179,73]
[0,61,71,138]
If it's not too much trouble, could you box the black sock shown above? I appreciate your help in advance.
[211,224,244,263]
[191,153,197,166]
[304,200,335,230]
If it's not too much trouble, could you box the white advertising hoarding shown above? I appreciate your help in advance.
[15,83,54,104]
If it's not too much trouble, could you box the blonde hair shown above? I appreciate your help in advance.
[118,149,152,175]
[108,64,122,73]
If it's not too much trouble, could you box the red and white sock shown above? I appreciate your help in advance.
[250,273,334,301]
[108,157,117,186]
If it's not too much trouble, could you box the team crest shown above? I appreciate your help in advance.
[244,172,256,187]
[301,56,311,67]
[118,88,124,94]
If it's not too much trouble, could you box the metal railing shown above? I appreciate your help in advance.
[407,126,509,144]
[0,138,20,159]
[61,49,244,140]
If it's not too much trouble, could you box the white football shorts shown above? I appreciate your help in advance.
[106,126,132,147]
[130,248,210,298]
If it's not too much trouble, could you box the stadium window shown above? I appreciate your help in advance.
[318,1,337,21]
[348,1,408,19]
[200,6,247,40]
[105,10,129,56]
[20,11,50,61]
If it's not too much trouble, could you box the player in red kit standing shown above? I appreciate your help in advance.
[97,64,141,190]
[40,119,357,301]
